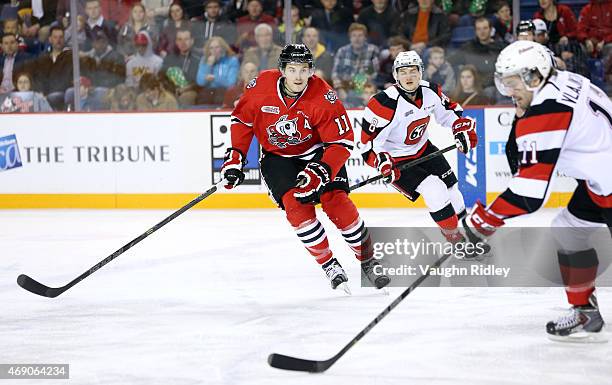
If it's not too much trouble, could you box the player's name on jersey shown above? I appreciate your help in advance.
[373,264,511,278]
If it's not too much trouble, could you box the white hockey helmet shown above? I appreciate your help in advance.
[392,50,423,81]
[494,40,552,96]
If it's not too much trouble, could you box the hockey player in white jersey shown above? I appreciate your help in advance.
[463,40,612,342]
[360,50,478,248]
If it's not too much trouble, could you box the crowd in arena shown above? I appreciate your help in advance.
[0,0,610,112]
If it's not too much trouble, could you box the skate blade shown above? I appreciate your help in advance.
[547,328,608,343]
[337,282,352,296]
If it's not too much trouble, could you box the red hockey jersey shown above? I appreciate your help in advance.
[229,70,354,177]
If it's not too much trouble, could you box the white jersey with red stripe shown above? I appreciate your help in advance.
[360,81,463,163]
[488,70,612,218]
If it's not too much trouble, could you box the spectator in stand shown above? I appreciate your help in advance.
[118,3,158,58]
[235,0,276,51]
[1,71,53,112]
[32,26,92,110]
[158,2,193,58]
[224,0,276,22]
[136,72,178,110]
[242,23,282,71]
[516,19,571,72]
[0,32,31,94]
[393,0,451,54]
[577,0,612,62]
[64,15,87,50]
[423,46,455,93]
[222,60,258,107]
[2,17,35,54]
[181,0,207,20]
[57,0,131,26]
[84,0,118,49]
[533,0,577,46]
[360,81,377,106]
[81,30,126,89]
[300,26,334,81]
[65,76,100,111]
[105,83,137,111]
[162,28,201,105]
[374,34,410,89]
[491,0,513,44]
[278,5,305,44]
[126,31,163,88]
[23,0,59,44]
[309,0,353,52]
[356,0,400,47]
[332,23,380,106]
[191,0,237,49]
[449,16,506,88]
[141,0,173,27]
[196,35,239,105]
[450,64,491,106]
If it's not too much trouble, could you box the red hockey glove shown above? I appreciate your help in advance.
[221,147,246,189]
[461,201,505,242]
[375,152,400,184]
[452,117,477,154]
[294,161,331,204]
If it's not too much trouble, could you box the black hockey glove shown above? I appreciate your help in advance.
[221,148,246,189]
[294,161,331,204]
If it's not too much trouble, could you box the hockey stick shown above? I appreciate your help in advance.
[268,251,453,372]
[349,144,457,191]
[17,182,223,298]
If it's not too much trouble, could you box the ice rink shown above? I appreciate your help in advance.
[2,208,610,385]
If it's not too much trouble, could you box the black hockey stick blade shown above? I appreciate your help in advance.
[349,144,457,191]
[17,274,62,298]
[17,183,221,298]
[268,353,334,373]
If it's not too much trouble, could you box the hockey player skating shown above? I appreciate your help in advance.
[221,44,390,293]
[463,40,611,342]
[360,50,478,251]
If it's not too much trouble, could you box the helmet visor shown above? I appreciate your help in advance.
[494,72,524,97]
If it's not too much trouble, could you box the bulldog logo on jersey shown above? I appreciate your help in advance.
[324,90,338,104]
[267,114,312,149]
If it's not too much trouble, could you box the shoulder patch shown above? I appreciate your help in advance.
[324,89,338,104]
[246,77,257,89]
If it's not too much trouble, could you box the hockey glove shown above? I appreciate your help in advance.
[461,200,505,243]
[294,161,331,204]
[375,152,400,184]
[452,117,477,154]
[221,147,246,189]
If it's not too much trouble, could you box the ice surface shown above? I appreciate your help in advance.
[1,208,610,385]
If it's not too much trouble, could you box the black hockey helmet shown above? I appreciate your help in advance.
[278,44,314,70]
[516,19,535,36]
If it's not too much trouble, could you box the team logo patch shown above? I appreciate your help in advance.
[0,134,23,172]
[246,77,257,89]
[266,114,312,149]
[324,90,338,104]
[261,105,280,114]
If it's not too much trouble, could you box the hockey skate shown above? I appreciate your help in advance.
[322,258,351,295]
[444,229,492,262]
[546,293,607,343]
[361,258,391,290]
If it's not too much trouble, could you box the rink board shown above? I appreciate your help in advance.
[0,109,575,209]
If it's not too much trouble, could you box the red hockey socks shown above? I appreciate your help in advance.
[283,190,332,265]
[558,249,599,306]
[320,190,373,261]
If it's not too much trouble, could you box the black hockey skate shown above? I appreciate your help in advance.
[361,258,391,289]
[546,293,607,343]
[322,258,350,294]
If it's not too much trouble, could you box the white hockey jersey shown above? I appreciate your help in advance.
[489,70,612,218]
[360,81,463,165]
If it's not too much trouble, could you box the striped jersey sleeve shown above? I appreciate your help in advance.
[360,90,397,166]
[488,99,573,218]
[427,82,463,128]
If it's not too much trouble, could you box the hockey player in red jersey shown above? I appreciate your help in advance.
[360,50,478,251]
[463,40,611,342]
[221,44,390,292]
